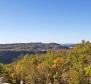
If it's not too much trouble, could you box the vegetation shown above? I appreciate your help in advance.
[0,41,91,84]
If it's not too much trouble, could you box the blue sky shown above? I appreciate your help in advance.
[0,0,91,43]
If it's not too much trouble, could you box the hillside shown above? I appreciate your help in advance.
[0,41,91,84]
[0,43,69,63]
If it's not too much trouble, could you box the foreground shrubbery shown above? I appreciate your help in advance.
[0,41,91,84]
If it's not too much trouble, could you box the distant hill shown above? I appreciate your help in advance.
[0,43,70,63]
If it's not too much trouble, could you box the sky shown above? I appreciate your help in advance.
[0,0,91,44]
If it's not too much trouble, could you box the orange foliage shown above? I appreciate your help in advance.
[53,57,64,64]
[52,57,64,68]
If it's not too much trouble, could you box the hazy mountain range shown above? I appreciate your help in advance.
[0,43,73,63]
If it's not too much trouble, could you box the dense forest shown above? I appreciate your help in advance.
[0,41,91,84]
